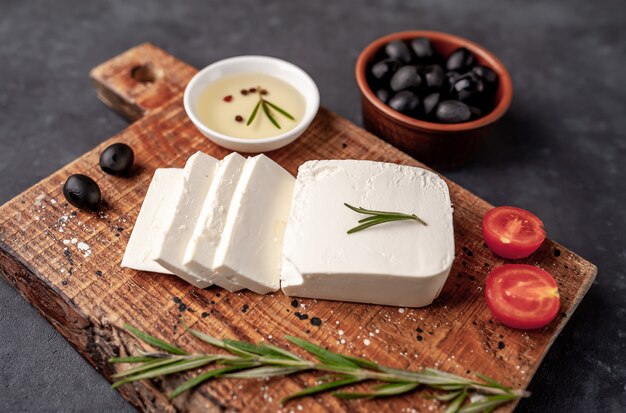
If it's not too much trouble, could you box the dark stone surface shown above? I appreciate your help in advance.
[0,0,624,411]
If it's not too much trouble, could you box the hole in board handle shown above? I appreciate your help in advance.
[130,64,158,83]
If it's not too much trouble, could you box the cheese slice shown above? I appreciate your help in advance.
[213,154,295,294]
[184,152,247,291]
[281,160,455,307]
[152,152,219,288]
[121,168,180,275]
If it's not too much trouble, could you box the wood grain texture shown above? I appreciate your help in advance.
[0,43,597,413]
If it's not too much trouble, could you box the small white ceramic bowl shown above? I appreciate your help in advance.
[184,56,319,153]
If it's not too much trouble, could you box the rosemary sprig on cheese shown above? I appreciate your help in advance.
[110,324,528,411]
[344,203,427,234]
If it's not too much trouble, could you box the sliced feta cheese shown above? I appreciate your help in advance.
[121,168,181,275]
[184,152,247,291]
[281,160,455,307]
[152,152,219,288]
[213,154,295,294]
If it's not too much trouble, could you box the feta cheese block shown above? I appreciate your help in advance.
[121,168,181,275]
[184,152,247,292]
[281,160,455,307]
[152,152,219,288]
[213,154,295,294]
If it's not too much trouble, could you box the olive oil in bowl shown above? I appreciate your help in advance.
[196,73,305,140]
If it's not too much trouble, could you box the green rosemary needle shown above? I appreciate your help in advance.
[344,203,427,234]
[245,85,295,129]
[110,323,529,412]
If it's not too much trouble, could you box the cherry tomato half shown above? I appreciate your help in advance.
[482,206,546,259]
[485,264,560,330]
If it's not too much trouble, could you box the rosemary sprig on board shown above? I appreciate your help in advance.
[344,203,428,234]
[110,324,529,411]
[246,85,295,129]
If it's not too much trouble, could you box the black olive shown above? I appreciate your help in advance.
[452,74,484,103]
[63,174,101,210]
[409,37,434,60]
[375,88,391,104]
[469,106,483,119]
[472,65,498,85]
[370,58,401,82]
[422,65,445,89]
[388,91,420,115]
[446,47,477,72]
[384,40,412,63]
[99,143,134,176]
[390,66,422,92]
[435,100,472,123]
[423,93,441,116]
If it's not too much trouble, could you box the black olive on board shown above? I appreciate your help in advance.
[423,93,441,116]
[384,40,412,63]
[371,59,401,81]
[99,143,134,176]
[435,100,472,123]
[388,91,420,115]
[422,65,445,89]
[409,37,434,60]
[446,47,477,72]
[390,66,422,92]
[63,174,101,211]
[375,88,391,104]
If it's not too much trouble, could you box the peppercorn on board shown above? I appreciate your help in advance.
[0,44,596,413]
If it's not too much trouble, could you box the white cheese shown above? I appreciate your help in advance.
[121,168,181,275]
[184,152,247,291]
[213,154,295,294]
[152,152,219,288]
[280,160,455,307]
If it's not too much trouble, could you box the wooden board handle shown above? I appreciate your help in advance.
[90,43,196,121]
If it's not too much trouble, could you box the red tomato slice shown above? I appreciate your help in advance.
[482,206,546,259]
[485,264,560,329]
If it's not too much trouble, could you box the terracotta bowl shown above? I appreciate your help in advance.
[356,31,513,169]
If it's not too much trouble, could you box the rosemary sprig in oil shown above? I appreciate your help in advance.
[246,85,295,129]
[344,203,427,234]
[110,323,529,411]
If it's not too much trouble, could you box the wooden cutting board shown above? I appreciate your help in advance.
[0,44,596,413]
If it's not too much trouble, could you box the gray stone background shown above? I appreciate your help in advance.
[1,0,624,411]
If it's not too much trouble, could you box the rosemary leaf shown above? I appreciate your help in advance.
[347,215,420,234]
[246,101,261,126]
[458,394,518,413]
[112,357,184,379]
[258,343,302,361]
[444,391,468,413]
[109,356,157,364]
[169,365,251,399]
[425,390,463,402]
[280,377,362,405]
[344,203,427,234]
[334,382,420,399]
[124,323,188,355]
[111,356,217,388]
[285,336,359,369]
[473,372,508,390]
[188,328,226,349]
[264,100,295,120]
[262,101,281,129]
[223,339,268,357]
[224,366,306,379]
